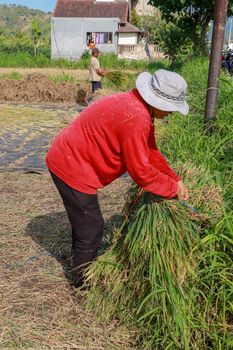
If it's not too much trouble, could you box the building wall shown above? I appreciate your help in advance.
[51,17,119,59]
[118,33,138,45]
[118,44,164,60]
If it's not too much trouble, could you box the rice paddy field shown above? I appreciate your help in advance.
[0,57,232,349]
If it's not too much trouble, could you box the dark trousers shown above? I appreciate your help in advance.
[91,81,102,93]
[50,172,104,287]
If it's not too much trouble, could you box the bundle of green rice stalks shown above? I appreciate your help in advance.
[84,166,225,349]
[105,70,127,89]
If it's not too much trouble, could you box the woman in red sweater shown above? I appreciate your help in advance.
[46,69,189,288]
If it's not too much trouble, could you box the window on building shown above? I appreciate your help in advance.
[86,32,113,45]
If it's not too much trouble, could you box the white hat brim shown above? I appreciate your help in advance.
[136,72,189,116]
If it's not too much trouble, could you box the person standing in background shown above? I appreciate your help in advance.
[89,39,95,49]
[89,48,106,93]
[145,40,151,61]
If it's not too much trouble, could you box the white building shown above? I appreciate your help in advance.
[51,0,142,60]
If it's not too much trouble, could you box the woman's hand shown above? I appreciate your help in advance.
[177,180,189,200]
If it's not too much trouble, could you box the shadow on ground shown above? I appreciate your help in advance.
[26,211,123,287]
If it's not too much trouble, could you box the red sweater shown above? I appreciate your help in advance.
[46,89,180,198]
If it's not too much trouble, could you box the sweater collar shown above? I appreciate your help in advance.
[130,88,154,122]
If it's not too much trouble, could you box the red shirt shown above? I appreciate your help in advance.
[46,89,180,198]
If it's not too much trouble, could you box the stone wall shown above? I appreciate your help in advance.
[117,44,165,60]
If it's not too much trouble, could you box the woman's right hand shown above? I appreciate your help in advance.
[177,180,189,200]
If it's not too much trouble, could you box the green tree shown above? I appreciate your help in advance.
[130,12,196,63]
[130,8,164,46]
[159,21,195,64]
[148,0,233,53]
[31,19,42,56]
[139,12,162,44]
[130,10,141,28]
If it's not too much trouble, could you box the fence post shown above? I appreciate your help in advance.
[204,0,228,133]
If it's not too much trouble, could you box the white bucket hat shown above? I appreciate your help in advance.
[136,69,189,115]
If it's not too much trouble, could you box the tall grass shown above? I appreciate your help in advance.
[160,58,233,198]
[48,74,76,83]
[86,194,204,349]
[160,60,233,349]
[0,71,22,80]
[0,52,51,68]
[84,57,233,349]
[0,51,169,71]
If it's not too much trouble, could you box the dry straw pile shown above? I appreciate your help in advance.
[0,73,90,104]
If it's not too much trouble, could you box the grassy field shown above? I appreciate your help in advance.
[85,58,233,349]
[0,56,232,349]
[0,52,170,99]
[0,51,169,71]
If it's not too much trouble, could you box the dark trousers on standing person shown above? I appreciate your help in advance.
[50,171,104,288]
[91,81,102,93]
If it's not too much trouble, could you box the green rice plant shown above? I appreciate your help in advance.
[84,57,233,349]
[85,186,210,349]
[100,53,146,70]
[85,183,232,349]
[147,59,170,73]
[49,74,76,83]
[0,52,51,67]
[0,49,170,72]
[192,209,233,349]
[175,163,224,219]
[106,71,127,88]
[155,58,233,217]
[156,101,233,192]
[0,71,22,80]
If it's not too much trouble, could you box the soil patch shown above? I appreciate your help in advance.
[0,73,91,104]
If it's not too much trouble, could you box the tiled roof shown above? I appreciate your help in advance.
[117,22,142,33]
[53,0,129,23]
